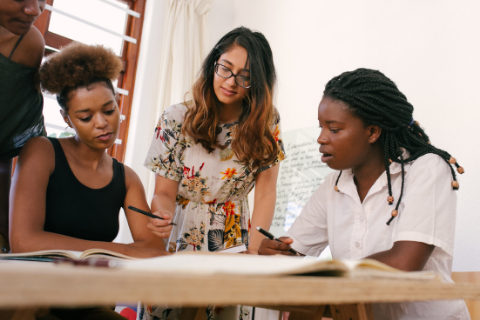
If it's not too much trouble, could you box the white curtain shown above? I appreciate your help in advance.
[115,0,214,243]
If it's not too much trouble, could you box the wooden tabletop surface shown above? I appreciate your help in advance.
[2,261,480,309]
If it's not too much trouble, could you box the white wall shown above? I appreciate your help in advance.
[122,0,480,271]
[230,0,480,271]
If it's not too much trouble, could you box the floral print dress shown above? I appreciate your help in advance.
[139,103,285,320]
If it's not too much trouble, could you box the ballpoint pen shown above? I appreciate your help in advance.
[128,205,177,226]
[256,226,303,256]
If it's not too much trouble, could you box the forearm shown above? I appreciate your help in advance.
[11,229,137,256]
[365,241,434,272]
[131,233,166,251]
[151,192,176,219]
[366,250,410,270]
[248,191,276,253]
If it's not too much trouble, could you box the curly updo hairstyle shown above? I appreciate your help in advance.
[40,42,123,111]
[324,68,464,225]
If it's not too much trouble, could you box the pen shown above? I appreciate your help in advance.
[127,205,177,226]
[256,227,303,256]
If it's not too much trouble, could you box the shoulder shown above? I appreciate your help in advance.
[123,164,139,183]
[403,153,456,200]
[21,136,53,155]
[15,26,45,68]
[157,103,189,130]
[123,164,143,190]
[155,103,189,135]
[163,102,189,121]
[17,136,55,172]
[408,153,452,177]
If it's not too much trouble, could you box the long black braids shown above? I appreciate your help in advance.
[324,68,464,225]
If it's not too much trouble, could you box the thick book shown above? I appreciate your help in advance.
[0,248,137,262]
[121,253,438,281]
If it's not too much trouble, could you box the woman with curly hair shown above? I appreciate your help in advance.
[0,0,46,253]
[140,26,285,320]
[9,42,169,319]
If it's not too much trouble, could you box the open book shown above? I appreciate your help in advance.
[0,244,246,263]
[121,253,438,281]
[0,248,137,262]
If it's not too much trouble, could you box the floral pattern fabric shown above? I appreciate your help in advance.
[140,102,285,320]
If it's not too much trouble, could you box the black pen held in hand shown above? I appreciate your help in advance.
[256,227,303,256]
[127,205,177,226]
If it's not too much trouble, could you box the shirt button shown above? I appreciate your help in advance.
[355,242,361,248]
[359,216,364,222]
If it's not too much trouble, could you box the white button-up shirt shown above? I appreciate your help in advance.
[286,153,470,320]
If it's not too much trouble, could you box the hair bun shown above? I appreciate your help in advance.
[40,42,123,94]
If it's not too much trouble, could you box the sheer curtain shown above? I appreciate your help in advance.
[115,0,213,243]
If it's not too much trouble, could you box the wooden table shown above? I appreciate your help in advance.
[1,261,479,320]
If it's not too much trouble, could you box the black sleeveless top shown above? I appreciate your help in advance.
[44,138,126,242]
[0,35,45,161]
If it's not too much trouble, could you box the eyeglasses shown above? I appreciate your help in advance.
[214,62,251,89]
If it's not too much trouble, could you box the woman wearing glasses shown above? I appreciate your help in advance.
[140,27,284,320]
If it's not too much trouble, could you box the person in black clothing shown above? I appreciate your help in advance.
[9,42,169,319]
[0,0,46,253]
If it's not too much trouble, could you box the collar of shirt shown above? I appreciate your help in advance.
[336,149,412,201]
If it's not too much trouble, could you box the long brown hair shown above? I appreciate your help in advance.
[182,27,278,169]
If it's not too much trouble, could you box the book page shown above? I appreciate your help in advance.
[342,259,402,273]
[80,248,137,260]
[122,253,321,276]
[121,253,437,281]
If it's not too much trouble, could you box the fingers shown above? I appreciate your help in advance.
[148,222,173,238]
[149,211,173,225]
[147,211,174,239]
[258,238,296,256]
[149,217,173,227]
[278,236,294,244]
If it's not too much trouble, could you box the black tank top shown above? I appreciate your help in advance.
[44,138,126,242]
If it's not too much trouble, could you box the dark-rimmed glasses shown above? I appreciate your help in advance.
[214,62,251,89]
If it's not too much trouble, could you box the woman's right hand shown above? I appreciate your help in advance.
[258,237,297,256]
[147,210,174,239]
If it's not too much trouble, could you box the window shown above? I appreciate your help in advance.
[34,0,147,162]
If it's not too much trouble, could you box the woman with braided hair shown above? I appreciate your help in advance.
[259,68,469,319]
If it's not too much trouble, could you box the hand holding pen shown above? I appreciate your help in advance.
[128,206,176,239]
[256,227,304,256]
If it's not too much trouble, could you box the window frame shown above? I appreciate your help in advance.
[34,0,147,162]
